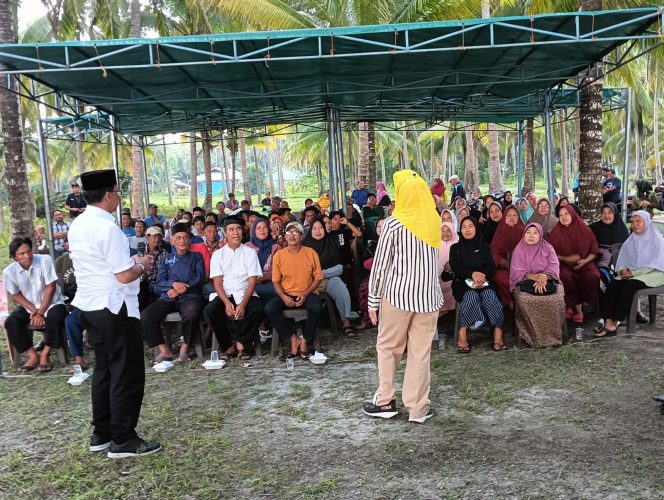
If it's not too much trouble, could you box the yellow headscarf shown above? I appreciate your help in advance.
[392,170,441,248]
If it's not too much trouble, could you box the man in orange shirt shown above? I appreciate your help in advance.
[265,221,323,359]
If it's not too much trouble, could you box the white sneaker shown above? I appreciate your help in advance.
[409,407,434,423]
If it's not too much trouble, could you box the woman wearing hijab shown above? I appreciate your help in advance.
[302,216,356,336]
[491,205,525,305]
[517,197,534,225]
[430,178,446,200]
[527,198,558,238]
[376,181,391,207]
[450,216,506,353]
[455,207,470,224]
[500,190,514,209]
[510,223,566,347]
[595,211,664,337]
[438,221,458,315]
[363,170,442,423]
[555,195,581,217]
[482,202,503,244]
[589,202,630,267]
[441,209,458,231]
[547,205,600,324]
[480,195,496,221]
[526,192,538,209]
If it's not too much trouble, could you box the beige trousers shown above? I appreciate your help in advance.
[374,298,438,420]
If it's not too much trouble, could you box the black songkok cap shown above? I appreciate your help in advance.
[223,216,245,229]
[80,169,117,191]
[170,222,189,236]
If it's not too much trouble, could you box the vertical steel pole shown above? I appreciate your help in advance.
[622,88,632,223]
[335,109,346,209]
[544,94,555,201]
[35,98,56,262]
[326,107,338,211]
[109,116,122,223]
[517,121,524,197]
[141,137,151,211]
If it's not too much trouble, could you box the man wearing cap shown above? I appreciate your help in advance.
[449,175,466,201]
[362,170,443,424]
[65,182,87,219]
[265,221,323,359]
[68,169,161,458]
[203,217,264,361]
[144,204,166,228]
[140,222,205,365]
[139,225,170,310]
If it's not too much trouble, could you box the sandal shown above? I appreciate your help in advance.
[19,363,39,373]
[152,354,173,366]
[343,326,357,337]
[219,352,230,362]
[174,352,189,364]
[593,328,617,338]
[299,351,310,360]
[572,312,584,324]
[237,350,252,361]
[259,329,272,340]
[492,343,507,351]
[457,345,471,354]
[37,363,52,373]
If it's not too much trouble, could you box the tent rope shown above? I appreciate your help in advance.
[93,45,108,78]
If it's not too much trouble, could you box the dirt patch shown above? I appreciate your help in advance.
[2,310,664,498]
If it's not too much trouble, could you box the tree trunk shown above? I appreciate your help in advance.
[0,3,33,238]
[441,126,450,181]
[523,118,535,195]
[358,122,369,182]
[560,120,570,196]
[464,129,479,192]
[578,68,603,222]
[346,129,355,186]
[0,192,5,232]
[488,123,502,192]
[316,163,323,195]
[654,86,661,180]
[253,146,261,202]
[401,128,409,170]
[220,135,230,199]
[130,139,145,217]
[231,143,237,196]
[413,127,426,179]
[162,138,173,206]
[379,148,386,184]
[635,117,641,179]
[239,132,251,204]
[189,134,198,209]
[264,138,275,195]
[366,123,376,188]
[202,131,213,211]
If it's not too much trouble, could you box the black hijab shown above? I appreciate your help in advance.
[589,202,630,247]
[301,216,342,269]
[481,202,502,244]
[455,216,492,270]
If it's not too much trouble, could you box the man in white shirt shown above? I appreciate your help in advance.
[68,169,161,459]
[3,237,66,372]
[203,217,264,361]
[128,220,147,250]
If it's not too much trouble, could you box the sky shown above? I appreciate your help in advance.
[18,0,45,33]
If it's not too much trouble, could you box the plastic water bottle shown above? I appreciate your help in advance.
[575,327,584,341]
[286,357,295,370]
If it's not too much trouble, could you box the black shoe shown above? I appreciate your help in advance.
[409,406,434,423]
[654,395,664,404]
[636,312,649,324]
[89,433,111,452]
[362,397,398,419]
[107,438,162,459]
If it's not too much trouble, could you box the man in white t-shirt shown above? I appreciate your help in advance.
[203,217,264,361]
[68,169,160,459]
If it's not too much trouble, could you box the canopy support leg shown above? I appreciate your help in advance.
[109,116,122,223]
[141,137,151,211]
[517,121,524,197]
[544,94,555,202]
[335,110,346,209]
[35,93,55,262]
[326,107,338,211]
[621,88,632,223]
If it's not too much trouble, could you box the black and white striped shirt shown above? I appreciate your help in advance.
[368,217,443,313]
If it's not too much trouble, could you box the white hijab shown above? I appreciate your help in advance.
[615,211,664,273]
[440,209,459,232]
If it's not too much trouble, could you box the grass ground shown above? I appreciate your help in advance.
[1,308,664,499]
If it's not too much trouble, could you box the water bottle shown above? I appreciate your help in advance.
[575,327,584,341]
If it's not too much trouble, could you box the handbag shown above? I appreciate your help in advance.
[518,278,557,295]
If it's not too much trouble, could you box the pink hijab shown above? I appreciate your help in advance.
[439,221,459,272]
[376,181,389,204]
[509,222,560,291]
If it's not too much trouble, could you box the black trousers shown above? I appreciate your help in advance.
[5,304,66,353]
[203,295,264,351]
[141,299,202,348]
[79,304,145,443]
[265,294,321,343]
[601,278,649,322]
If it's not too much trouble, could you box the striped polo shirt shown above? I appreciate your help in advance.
[368,217,443,313]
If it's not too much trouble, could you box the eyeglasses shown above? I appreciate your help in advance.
[285,231,301,236]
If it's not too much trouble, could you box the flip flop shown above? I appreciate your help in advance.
[492,343,508,351]
[343,326,357,337]
[237,350,252,361]
[151,355,173,366]
[457,345,471,354]
[593,328,617,338]
[174,352,190,364]
[19,363,38,373]
[37,364,52,373]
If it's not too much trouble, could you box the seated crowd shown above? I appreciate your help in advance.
[3,178,664,372]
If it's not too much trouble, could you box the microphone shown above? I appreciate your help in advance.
[137,241,146,257]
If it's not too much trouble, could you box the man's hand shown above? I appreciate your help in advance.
[30,311,45,328]
[234,303,246,319]
[172,282,188,294]
[619,268,633,280]
[293,294,307,306]
[369,308,378,326]
[471,271,486,287]
[283,296,296,308]
[166,289,179,299]
[224,302,236,317]
[134,255,154,273]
